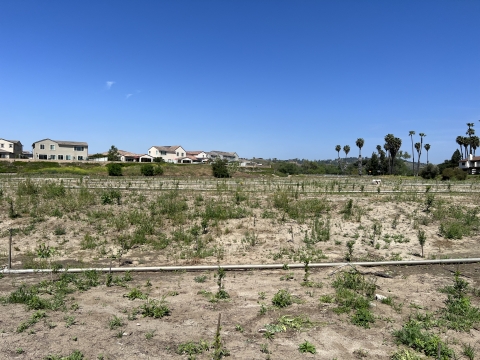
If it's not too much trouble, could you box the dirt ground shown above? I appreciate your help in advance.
[0,264,479,360]
[1,176,480,359]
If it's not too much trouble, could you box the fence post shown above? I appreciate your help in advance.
[8,228,13,270]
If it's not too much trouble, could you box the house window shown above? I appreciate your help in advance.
[9,144,13,148]
[39,154,47,159]
[49,155,56,160]
[40,144,45,149]
[176,152,179,156]
[74,146,84,151]
[462,162,466,166]
[50,145,55,150]
[78,156,84,160]
[181,153,184,157]
[149,150,151,155]
[1,143,4,148]
[161,151,166,156]
[58,155,64,160]
[65,155,71,160]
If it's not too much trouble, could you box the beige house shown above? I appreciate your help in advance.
[148,145,186,163]
[0,139,23,159]
[207,151,239,162]
[32,139,88,161]
[93,150,153,162]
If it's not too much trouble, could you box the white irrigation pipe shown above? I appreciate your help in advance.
[2,258,480,275]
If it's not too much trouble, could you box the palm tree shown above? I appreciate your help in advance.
[466,123,475,155]
[472,136,480,156]
[456,135,464,158]
[414,142,421,174]
[384,134,401,174]
[462,136,469,159]
[356,138,364,176]
[343,145,350,172]
[335,145,341,159]
[409,131,416,176]
[335,145,341,173]
[418,133,426,175]
[424,144,431,164]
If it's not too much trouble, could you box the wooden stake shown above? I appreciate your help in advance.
[8,229,12,270]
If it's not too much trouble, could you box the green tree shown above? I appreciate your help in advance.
[409,131,416,176]
[418,133,426,174]
[424,144,431,164]
[466,123,475,155]
[456,135,464,158]
[384,134,402,175]
[141,164,154,176]
[106,163,122,176]
[335,145,342,172]
[414,142,421,174]
[107,145,120,161]
[212,158,230,178]
[355,138,364,175]
[343,145,350,173]
[471,136,479,156]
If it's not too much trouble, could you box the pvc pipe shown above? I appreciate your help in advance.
[2,258,480,275]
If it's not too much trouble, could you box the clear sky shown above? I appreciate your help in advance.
[1,0,479,163]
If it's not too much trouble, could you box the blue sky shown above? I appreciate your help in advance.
[1,0,479,163]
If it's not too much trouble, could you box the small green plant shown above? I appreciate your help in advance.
[140,298,170,318]
[194,275,208,283]
[124,288,147,300]
[176,340,210,356]
[298,340,316,354]
[260,343,271,354]
[235,324,244,332]
[390,348,422,360]
[272,289,293,308]
[215,267,230,300]
[319,294,334,303]
[17,310,46,333]
[463,343,475,360]
[417,229,426,258]
[53,225,66,236]
[145,330,155,340]
[345,240,355,262]
[108,315,124,330]
[258,291,266,300]
[16,348,24,354]
[64,315,76,328]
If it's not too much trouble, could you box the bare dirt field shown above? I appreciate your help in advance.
[1,175,480,359]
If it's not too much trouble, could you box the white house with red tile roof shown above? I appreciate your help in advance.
[148,145,186,163]
[459,154,480,175]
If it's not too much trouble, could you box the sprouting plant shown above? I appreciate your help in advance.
[345,240,355,262]
[425,193,434,212]
[194,275,208,283]
[108,315,124,330]
[272,289,293,308]
[463,343,475,360]
[215,267,229,299]
[298,340,316,354]
[417,229,426,258]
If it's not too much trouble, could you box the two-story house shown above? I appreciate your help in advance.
[32,139,88,161]
[147,145,186,163]
[207,151,239,162]
[0,139,23,159]
[459,154,480,175]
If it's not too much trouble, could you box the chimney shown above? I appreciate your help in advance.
[469,154,473,161]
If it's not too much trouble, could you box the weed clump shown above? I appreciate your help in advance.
[272,289,293,308]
